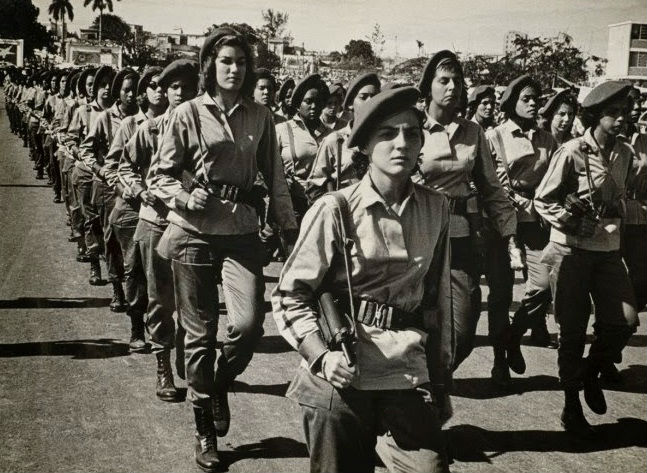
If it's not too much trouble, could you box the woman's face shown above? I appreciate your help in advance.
[85,75,95,98]
[214,45,246,93]
[120,77,137,107]
[598,97,627,136]
[352,84,379,114]
[365,109,422,178]
[322,93,342,120]
[59,76,68,96]
[551,103,575,134]
[476,95,496,121]
[253,78,274,106]
[146,74,166,108]
[96,77,111,102]
[430,68,462,109]
[298,88,323,121]
[284,86,294,106]
[514,87,538,120]
[166,77,196,108]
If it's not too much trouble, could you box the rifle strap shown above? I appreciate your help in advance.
[188,99,210,182]
[329,191,356,322]
[286,121,298,166]
[335,135,343,191]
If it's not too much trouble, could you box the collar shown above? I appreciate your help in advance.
[424,114,461,138]
[135,109,147,124]
[292,114,328,138]
[502,118,536,140]
[356,172,417,215]
[201,92,246,117]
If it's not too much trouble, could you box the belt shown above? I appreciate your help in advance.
[448,195,479,216]
[337,295,423,331]
[510,189,534,200]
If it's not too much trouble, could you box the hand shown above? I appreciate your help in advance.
[122,186,137,201]
[507,236,526,271]
[321,351,356,389]
[576,215,598,238]
[187,188,209,211]
[97,167,107,180]
[139,190,157,206]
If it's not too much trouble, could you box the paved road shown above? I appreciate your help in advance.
[0,97,645,473]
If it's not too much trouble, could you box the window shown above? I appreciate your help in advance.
[631,24,647,40]
[629,51,647,67]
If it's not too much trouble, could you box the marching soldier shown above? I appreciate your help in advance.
[538,89,577,145]
[534,81,639,437]
[468,85,496,131]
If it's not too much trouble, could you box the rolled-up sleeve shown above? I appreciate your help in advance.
[534,146,577,231]
[272,197,339,367]
[474,127,517,237]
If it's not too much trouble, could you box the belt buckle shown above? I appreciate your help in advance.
[372,303,393,329]
[229,186,239,202]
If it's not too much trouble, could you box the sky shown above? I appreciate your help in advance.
[34,0,647,59]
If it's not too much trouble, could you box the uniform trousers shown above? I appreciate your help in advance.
[157,224,265,407]
[46,140,61,197]
[483,228,513,349]
[89,180,123,282]
[623,224,647,312]
[70,166,90,243]
[75,168,103,257]
[289,369,448,473]
[135,219,179,354]
[111,197,146,315]
[542,242,638,390]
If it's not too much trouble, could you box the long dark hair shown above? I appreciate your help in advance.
[201,35,256,98]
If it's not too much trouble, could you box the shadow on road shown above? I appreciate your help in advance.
[0,297,112,309]
[0,183,52,188]
[448,417,647,463]
[255,335,293,354]
[0,338,130,359]
[219,436,308,470]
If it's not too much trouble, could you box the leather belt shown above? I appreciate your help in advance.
[336,295,423,331]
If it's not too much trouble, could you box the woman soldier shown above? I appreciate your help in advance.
[273,86,453,473]
[252,67,283,121]
[484,75,558,383]
[467,85,496,131]
[277,77,295,120]
[320,81,346,131]
[538,89,578,146]
[416,51,519,372]
[306,72,381,202]
[79,67,140,313]
[276,73,331,221]
[104,67,166,352]
[148,28,297,471]
[534,81,638,437]
[119,59,200,401]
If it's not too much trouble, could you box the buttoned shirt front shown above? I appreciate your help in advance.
[103,109,147,188]
[273,174,452,390]
[535,128,634,251]
[276,114,330,189]
[306,123,359,202]
[64,100,105,174]
[486,119,557,222]
[417,115,516,238]
[149,93,297,235]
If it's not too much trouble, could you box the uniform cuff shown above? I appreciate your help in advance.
[298,331,329,371]
[92,163,103,175]
[131,183,146,197]
[174,190,191,210]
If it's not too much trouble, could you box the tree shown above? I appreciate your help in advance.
[260,9,289,41]
[91,13,130,44]
[0,0,54,58]
[83,0,121,42]
[416,40,424,57]
[256,42,281,71]
[328,51,342,63]
[342,39,381,68]
[48,0,74,42]
[123,30,157,68]
[366,23,385,58]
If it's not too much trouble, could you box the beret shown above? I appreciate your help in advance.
[500,74,541,113]
[69,70,82,96]
[111,68,139,100]
[582,81,632,110]
[290,73,329,108]
[418,50,461,98]
[348,86,421,148]
[328,81,345,97]
[627,87,641,101]
[538,89,576,117]
[382,82,410,91]
[343,72,380,109]
[467,85,495,106]
[93,65,115,99]
[77,67,96,97]
[253,68,276,88]
[277,77,295,102]
[158,59,199,89]
[137,66,163,95]
[200,26,240,68]
[39,70,52,82]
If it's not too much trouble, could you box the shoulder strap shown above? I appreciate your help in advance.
[336,135,343,190]
[493,127,511,177]
[105,112,113,145]
[329,191,356,322]
[188,99,209,180]
[286,121,298,164]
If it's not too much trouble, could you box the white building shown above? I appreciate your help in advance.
[504,31,527,55]
[607,21,647,83]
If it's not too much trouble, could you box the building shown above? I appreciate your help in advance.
[607,21,647,83]
[64,40,123,68]
[504,31,527,55]
[146,32,204,61]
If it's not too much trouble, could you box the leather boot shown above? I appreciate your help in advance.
[194,407,220,472]
[583,359,607,415]
[89,259,103,285]
[529,318,558,348]
[505,321,527,375]
[77,243,91,263]
[212,361,232,437]
[561,389,596,439]
[491,347,511,389]
[156,350,180,401]
[129,313,147,353]
[600,361,624,385]
[109,281,128,312]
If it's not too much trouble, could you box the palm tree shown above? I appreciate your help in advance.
[416,40,424,57]
[83,0,120,42]
[48,0,74,42]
